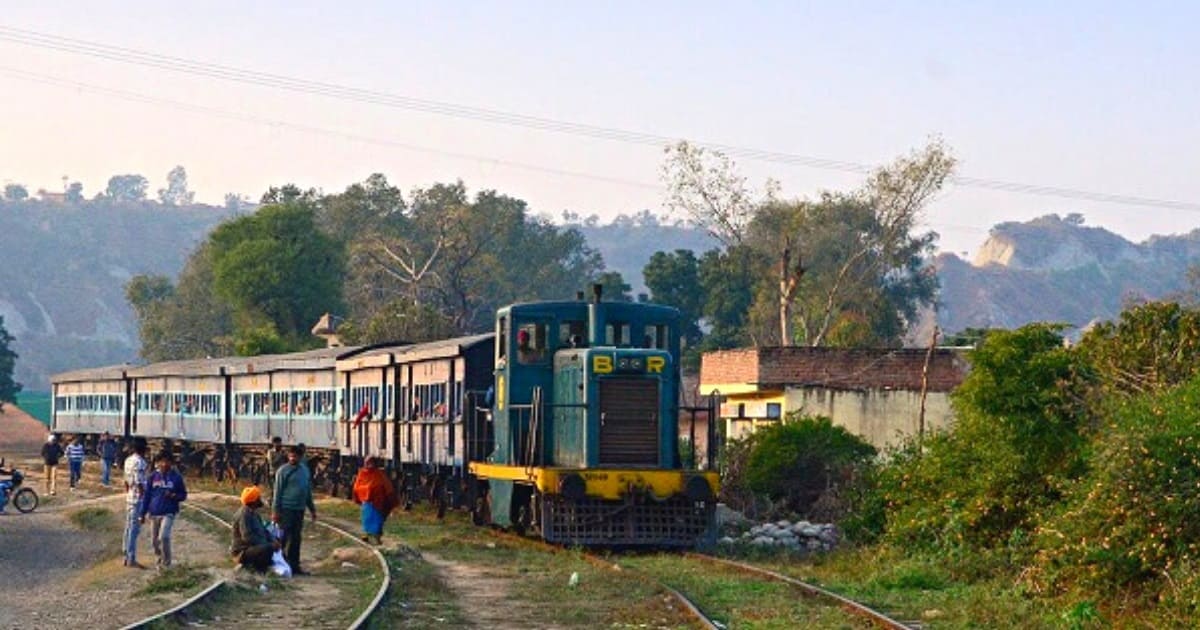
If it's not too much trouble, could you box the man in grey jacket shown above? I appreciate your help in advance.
[271,445,317,575]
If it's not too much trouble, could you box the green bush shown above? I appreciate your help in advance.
[1036,375,1200,591]
[740,414,876,521]
[877,323,1091,550]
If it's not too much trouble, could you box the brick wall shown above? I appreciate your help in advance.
[702,347,969,393]
[699,348,761,386]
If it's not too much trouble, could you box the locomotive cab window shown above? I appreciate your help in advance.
[517,322,548,365]
[559,320,587,348]
[605,322,631,347]
[643,324,669,349]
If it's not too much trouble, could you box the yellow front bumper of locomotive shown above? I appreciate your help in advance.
[469,462,719,501]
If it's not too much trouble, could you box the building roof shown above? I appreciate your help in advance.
[700,346,969,394]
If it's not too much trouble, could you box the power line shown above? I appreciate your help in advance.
[0,66,662,192]
[0,66,1003,239]
[2,24,1198,213]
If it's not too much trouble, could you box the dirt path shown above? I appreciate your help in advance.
[422,553,567,630]
[0,490,230,629]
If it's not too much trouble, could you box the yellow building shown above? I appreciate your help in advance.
[699,346,969,448]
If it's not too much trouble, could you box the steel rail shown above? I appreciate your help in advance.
[685,553,913,629]
[120,503,232,630]
[189,492,391,629]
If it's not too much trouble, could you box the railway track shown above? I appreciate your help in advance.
[486,527,913,629]
[123,495,390,629]
[685,552,915,629]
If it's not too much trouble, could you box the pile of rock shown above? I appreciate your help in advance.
[719,520,839,552]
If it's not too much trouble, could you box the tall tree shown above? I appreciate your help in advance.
[595,271,633,302]
[126,247,236,361]
[662,139,951,347]
[643,249,704,345]
[0,316,20,411]
[3,184,28,201]
[105,174,149,202]
[209,200,345,346]
[661,141,762,247]
[157,166,195,205]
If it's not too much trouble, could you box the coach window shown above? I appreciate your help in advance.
[517,322,548,365]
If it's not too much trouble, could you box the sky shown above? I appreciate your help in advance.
[1,1,1197,258]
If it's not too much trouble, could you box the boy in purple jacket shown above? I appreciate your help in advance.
[140,452,188,568]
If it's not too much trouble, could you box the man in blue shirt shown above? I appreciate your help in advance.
[140,452,188,568]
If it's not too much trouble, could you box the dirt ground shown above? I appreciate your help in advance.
[0,488,230,629]
[0,405,50,458]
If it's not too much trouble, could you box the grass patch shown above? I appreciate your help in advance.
[68,506,118,530]
[620,553,871,629]
[137,565,209,596]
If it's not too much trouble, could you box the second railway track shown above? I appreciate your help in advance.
[124,494,390,629]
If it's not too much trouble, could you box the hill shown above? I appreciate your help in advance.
[0,199,233,390]
[935,214,1200,334]
[572,219,718,294]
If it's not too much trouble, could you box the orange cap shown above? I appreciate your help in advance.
[240,486,262,505]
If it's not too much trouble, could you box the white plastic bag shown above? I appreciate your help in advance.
[270,549,292,577]
[266,521,283,540]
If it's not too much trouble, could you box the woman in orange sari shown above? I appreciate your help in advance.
[352,456,397,544]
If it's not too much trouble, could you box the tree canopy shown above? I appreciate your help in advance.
[105,174,149,202]
[650,140,949,350]
[0,316,21,411]
[129,176,608,356]
[157,165,195,206]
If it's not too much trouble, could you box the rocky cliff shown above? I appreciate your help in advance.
[936,214,1200,335]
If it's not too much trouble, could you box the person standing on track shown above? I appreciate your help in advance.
[266,436,286,493]
[40,434,63,496]
[352,456,397,545]
[98,431,118,487]
[272,445,317,575]
[140,452,188,568]
[232,486,279,573]
[122,439,149,569]
[66,437,85,491]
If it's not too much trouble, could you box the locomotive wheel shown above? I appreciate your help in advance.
[14,488,38,513]
[433,477,447,519]
[512,490,533,536]
[471,491,490,526]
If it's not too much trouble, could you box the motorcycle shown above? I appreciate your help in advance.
[0,458,39,513]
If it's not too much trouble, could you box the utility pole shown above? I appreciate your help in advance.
[917,325,940,453]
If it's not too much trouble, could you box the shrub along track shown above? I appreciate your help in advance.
[125,493,389,629]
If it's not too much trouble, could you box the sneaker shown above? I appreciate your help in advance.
[50,491,56,496]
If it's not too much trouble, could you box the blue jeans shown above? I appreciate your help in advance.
[150,514,176,566]
[123,504,143,564]
[69,461,82,487]
[0,481,10,512]
[101,459,114,486]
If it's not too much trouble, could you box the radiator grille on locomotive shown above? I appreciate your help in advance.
[598,378,660,466]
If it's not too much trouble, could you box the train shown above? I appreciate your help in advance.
[51,288,720,547]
